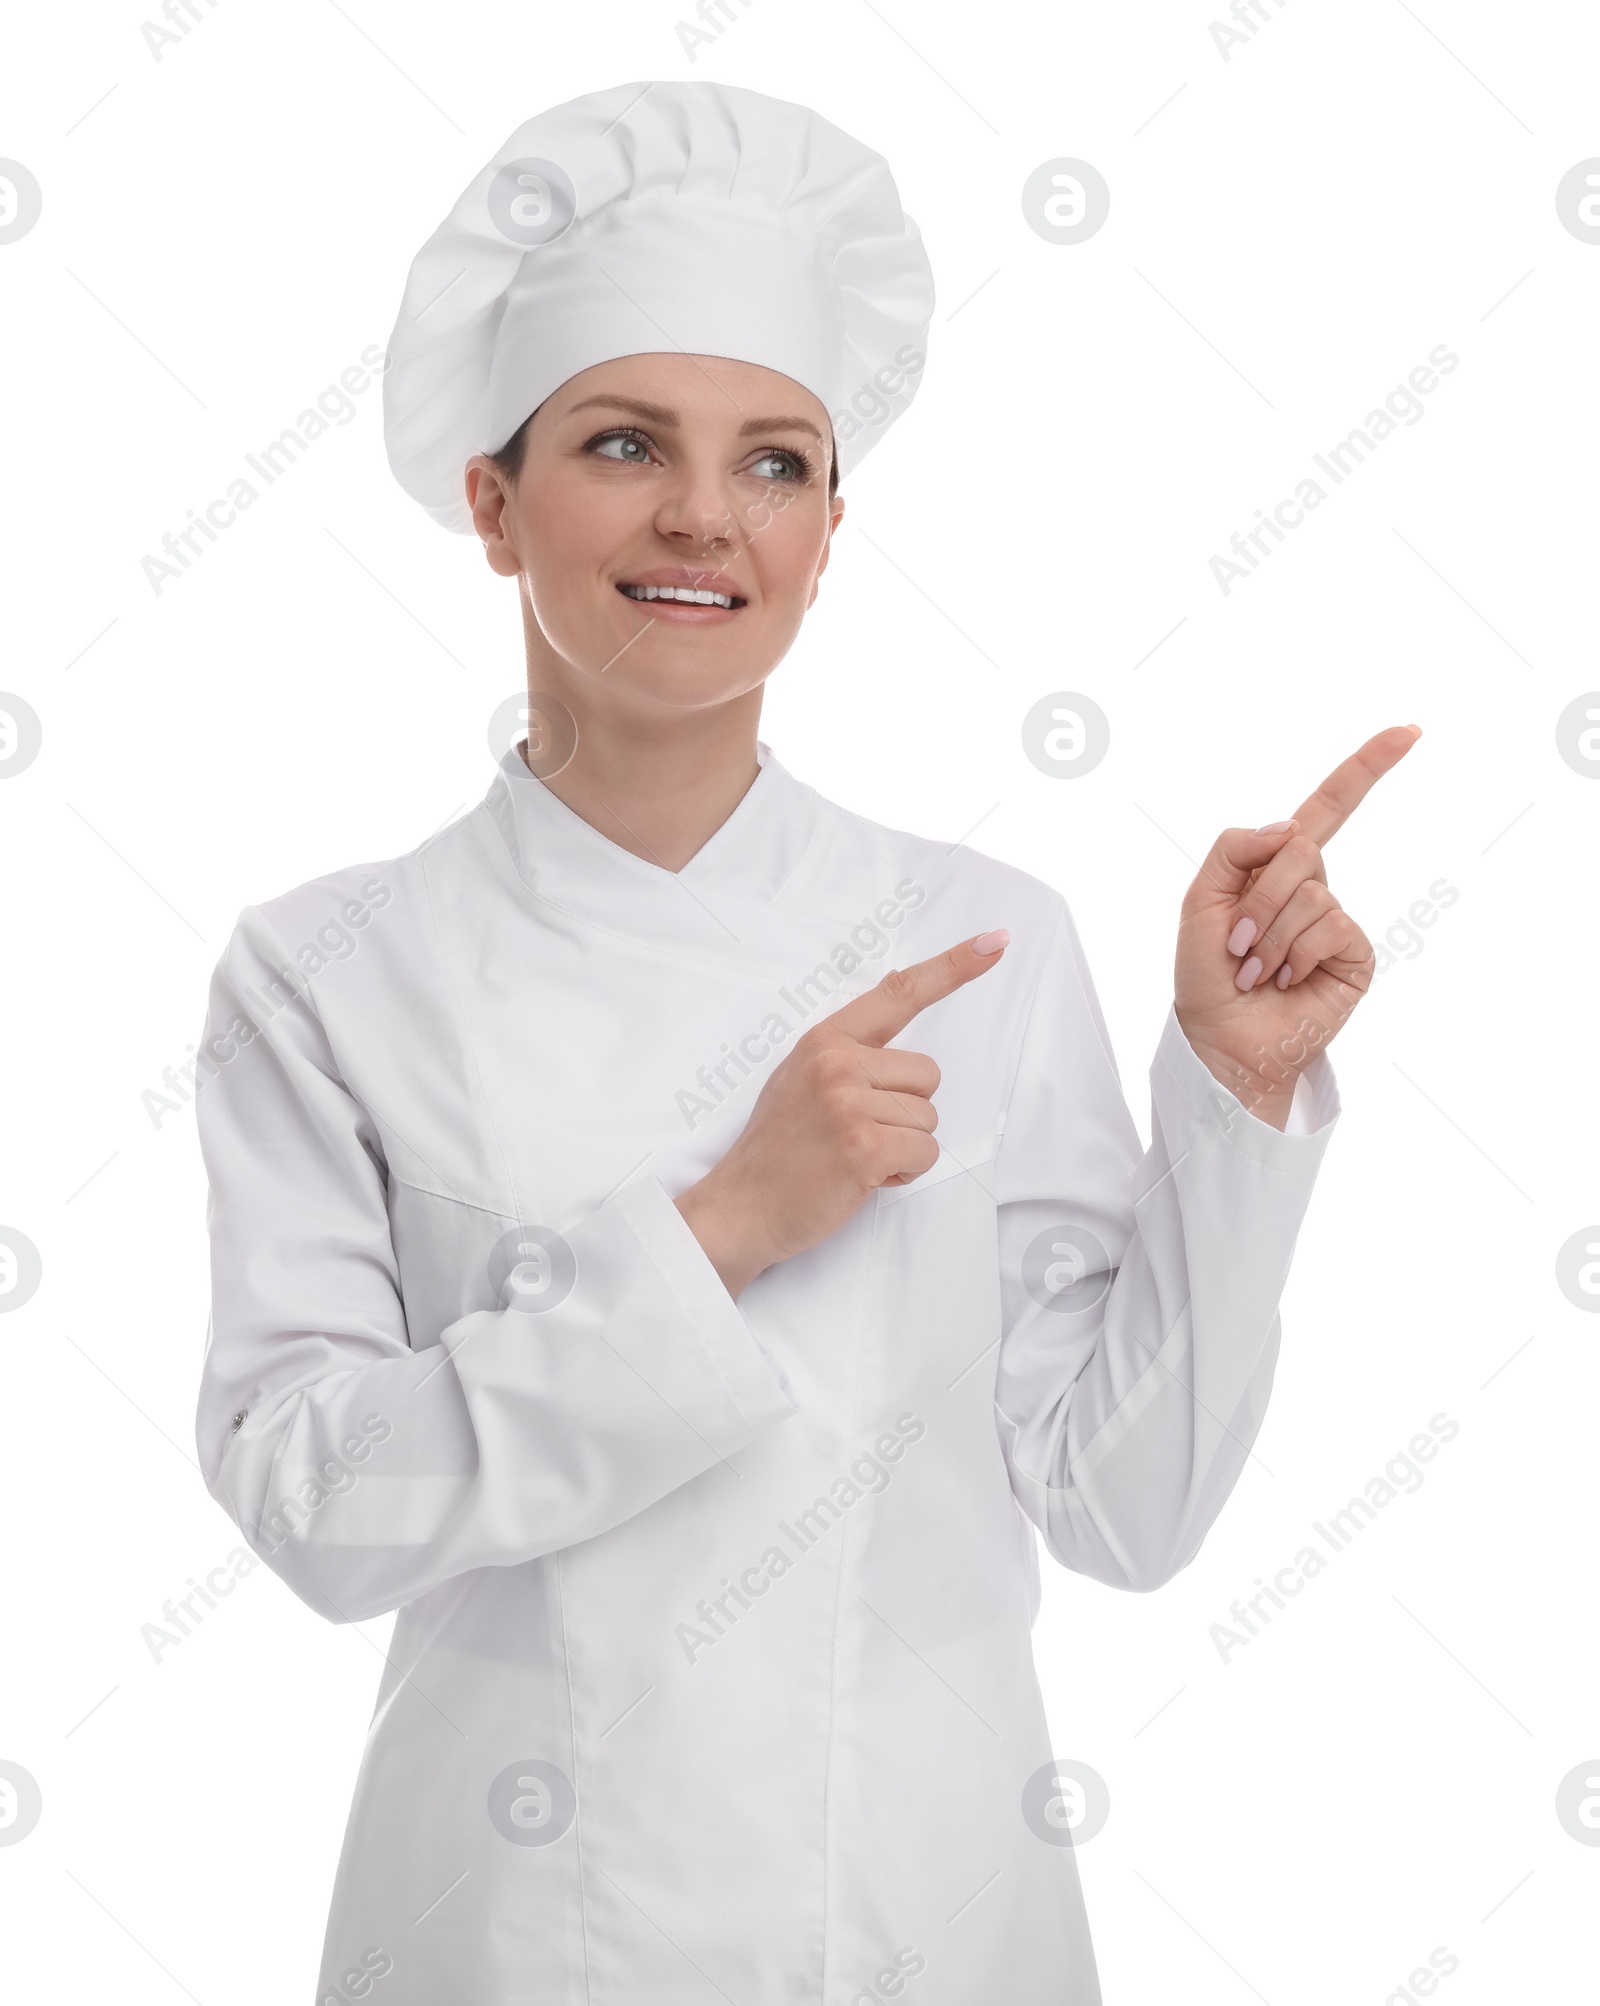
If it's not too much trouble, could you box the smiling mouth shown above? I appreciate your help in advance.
[618,583,745,609]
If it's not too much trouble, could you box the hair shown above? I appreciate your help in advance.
[488,403,841,499]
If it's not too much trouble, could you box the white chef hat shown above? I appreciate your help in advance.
[382,80,936,532]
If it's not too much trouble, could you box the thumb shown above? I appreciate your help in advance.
[827,931,1010,1049]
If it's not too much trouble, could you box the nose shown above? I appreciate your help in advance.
[651,454,742,556]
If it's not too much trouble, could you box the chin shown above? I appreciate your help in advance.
[613,658,774,713]
[596,614,790,704]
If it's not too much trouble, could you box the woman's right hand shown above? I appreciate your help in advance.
[675,931,1009,1298]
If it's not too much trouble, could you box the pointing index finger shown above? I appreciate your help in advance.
[828,932,1009,1049]
[1289,724,1421,847]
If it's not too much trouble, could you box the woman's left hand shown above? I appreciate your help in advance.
[1173,724,1422,1129]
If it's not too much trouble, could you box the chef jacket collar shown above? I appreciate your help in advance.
[483,736,825,955]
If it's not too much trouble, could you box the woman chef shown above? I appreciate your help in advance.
[194,79,1416,2004]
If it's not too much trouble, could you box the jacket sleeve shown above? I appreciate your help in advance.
[992,899,1340,1592]
[193,908,799,1624]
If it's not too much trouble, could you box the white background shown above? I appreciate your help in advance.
[2,0,1597,1999]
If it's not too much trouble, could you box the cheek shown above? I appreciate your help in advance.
[748,499,831,612]
[518,485,633,636]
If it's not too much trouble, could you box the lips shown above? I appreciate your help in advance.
[615,566,747,615]
[620,583,739,608]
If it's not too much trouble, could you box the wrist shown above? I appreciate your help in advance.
[675,1174,778,1300]
[1230,1072,1297,1131]
[1195,1045,1301,1131]
[1176,1018,1302,1133]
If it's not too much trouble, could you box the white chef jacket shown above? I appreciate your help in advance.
[194,742,1338,2004]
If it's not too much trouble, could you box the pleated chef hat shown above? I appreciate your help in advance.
[383,80,936,532]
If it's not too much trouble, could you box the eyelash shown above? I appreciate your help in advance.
[586,425,816,482]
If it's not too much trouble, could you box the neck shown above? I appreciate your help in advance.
[523,683,765,876]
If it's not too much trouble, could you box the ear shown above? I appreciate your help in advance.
[465,457,523,579]
[806,492,846,606]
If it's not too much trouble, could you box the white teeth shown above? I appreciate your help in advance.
[621,583,736,608]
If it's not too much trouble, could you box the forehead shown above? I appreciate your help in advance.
[545,352,830,436]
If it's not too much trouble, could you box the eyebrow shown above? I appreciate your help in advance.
[563,393,824,443]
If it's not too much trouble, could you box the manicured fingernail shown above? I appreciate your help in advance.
[1235,954,1263,991]
[972,928,1009,955]
[1276,963,1292,988]
[1254,818,1297,834]
[1227,916,1257,956]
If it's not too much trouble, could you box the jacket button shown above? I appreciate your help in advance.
[230,1409,247,1433]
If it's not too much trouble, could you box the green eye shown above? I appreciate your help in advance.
[749,449,807,481]
[590,429,653,464]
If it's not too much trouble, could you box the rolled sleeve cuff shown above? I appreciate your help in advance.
[610,1166,800,1438]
